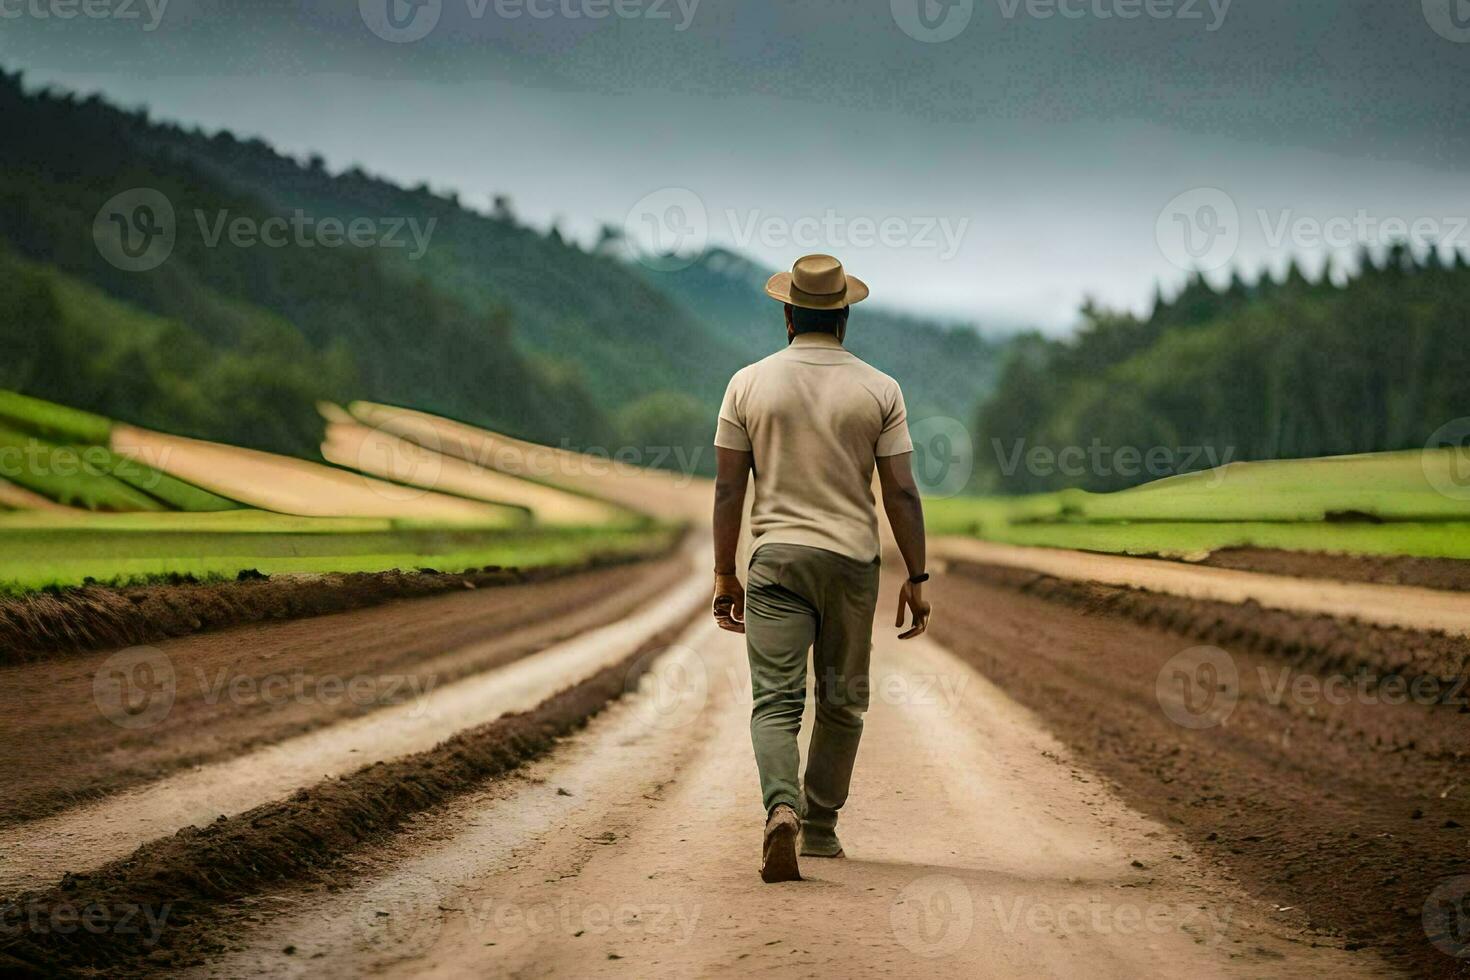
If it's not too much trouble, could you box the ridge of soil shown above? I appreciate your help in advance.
[931,562,1470,980]
[946,559,1470,685]
[0,533,678,664]
[0,612,701,978]
[1189,547,1470,593]
[0,551,691,826]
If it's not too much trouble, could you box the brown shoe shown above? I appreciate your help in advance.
[760,804,802,883]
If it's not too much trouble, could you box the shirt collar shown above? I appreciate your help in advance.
[788,332,846,351]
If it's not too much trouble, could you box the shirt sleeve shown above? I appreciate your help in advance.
[875,382,913,457]
[714,374,752,452]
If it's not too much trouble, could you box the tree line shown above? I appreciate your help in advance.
[974,247,1470,494]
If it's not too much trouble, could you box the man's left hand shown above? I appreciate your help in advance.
[713,573,746,633]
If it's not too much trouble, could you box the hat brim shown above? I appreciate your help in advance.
[764,272,869,310]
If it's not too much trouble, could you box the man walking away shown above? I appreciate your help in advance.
[709,254,932,884]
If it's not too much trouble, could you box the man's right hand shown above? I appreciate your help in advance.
[713,572,746,633]
[895,580,931,640]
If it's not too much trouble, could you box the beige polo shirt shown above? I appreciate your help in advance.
[715,332,913,563]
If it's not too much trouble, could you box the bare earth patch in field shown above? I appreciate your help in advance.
[0,552,689,825]
[1192,547,1470,593]
[0,545,673,662]
[929,564,1470,979]
[0,613,702,977]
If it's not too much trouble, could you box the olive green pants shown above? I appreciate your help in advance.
[744,543,881,834]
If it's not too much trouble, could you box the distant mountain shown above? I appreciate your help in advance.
[638,248,1006,426]
[0,68,604,456]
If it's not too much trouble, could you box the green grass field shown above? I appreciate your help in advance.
[929,448,1470,560]
[0,513,676,594]
[0,390,683,594]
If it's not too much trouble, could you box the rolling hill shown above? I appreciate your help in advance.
[0,65,1004,469]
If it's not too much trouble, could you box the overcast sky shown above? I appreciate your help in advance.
[3,0,1467,332]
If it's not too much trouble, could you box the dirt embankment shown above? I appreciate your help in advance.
[0,538,677,664]
[1192,547,1470,593]
[929,562,1470,980]
[0,611,701,978]
[0,551,691,826]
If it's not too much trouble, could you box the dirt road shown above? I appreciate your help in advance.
[191,611,1383,978]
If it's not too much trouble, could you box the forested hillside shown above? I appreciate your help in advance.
[0,67,1001,466]
[976,250,1470,494]
[0,68,606,457]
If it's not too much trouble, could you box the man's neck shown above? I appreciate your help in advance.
[789,332,844,349]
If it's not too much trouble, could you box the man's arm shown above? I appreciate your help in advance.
[876,452,931,639]
[712,446,753,633]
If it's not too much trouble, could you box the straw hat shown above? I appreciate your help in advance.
[764,254,869,310]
